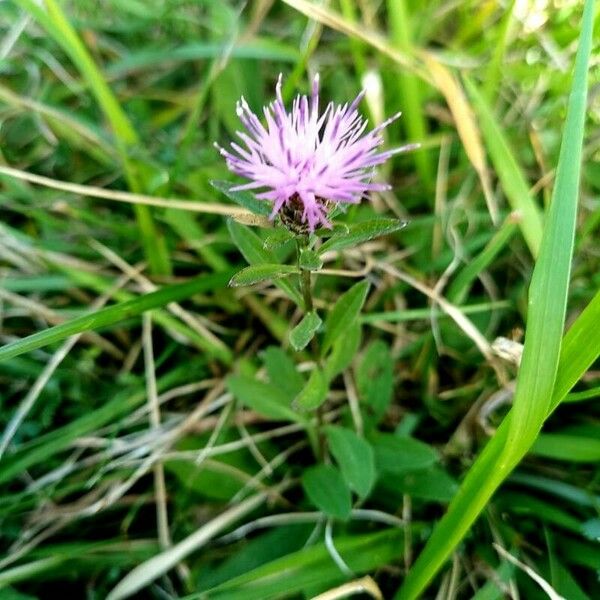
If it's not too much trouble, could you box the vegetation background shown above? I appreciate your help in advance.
[0,0,598,599]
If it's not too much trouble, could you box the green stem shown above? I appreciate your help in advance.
[296,236,325,461]
[300,268,314,313]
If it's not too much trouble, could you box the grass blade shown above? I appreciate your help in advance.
[396,1,595,596]
[504,0,593,452]
[0,271,233,363]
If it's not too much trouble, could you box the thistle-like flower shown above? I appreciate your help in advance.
[216,74,414,232]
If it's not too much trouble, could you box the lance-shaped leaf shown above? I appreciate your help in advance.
[229,264,298,287]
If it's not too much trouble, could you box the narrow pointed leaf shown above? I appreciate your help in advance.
[322,281,370,355]
[227,219,303,306]
[229,264,298,287]
[318,219,408,255]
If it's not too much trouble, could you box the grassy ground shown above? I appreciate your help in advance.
[0,1,599,599]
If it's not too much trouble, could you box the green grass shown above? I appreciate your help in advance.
[0,1,598,599]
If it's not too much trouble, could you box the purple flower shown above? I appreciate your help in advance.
[216,74,415,232]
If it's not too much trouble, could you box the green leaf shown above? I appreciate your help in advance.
[324,323,361,381]
[0,271,233,364]
[299,249,323,271]
[263,228,295,249]
[289,312,322,351]
[326,426,376,499]
[356,341,394,422]
[262,347,304,399]
[302,464,352,520]
[373,433,438,474]
[504,0,593,454]
[293,367,328,412]
[318,219,407,255]
[379,466,458,503]
[229,264,298,287]
[227,375,302,423]
[227,220,303,306]
[322,281,370,355]
[314,223,349,238]
[211,180,271,216]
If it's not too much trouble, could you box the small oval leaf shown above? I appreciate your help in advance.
[324,323,361,381]
[262,346,304,399]
[227,220,303,305]
[302,464,352,520]
[326,426,377,499]
[289,311,322,351]
[263,228,295,249]
[227,375,302,423]
[372,433,438,474]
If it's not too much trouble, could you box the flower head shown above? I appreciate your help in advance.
[216,74,414,232]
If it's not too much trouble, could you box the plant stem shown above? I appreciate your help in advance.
[300,269,314,312]
[296,236,325,461]
[296,237,314,313]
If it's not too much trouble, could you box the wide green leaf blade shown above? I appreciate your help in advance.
[505,0,592,455]
[394,287,600,600]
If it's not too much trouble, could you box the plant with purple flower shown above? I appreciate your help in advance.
[216,74,412,425]
[216,73,415,233]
